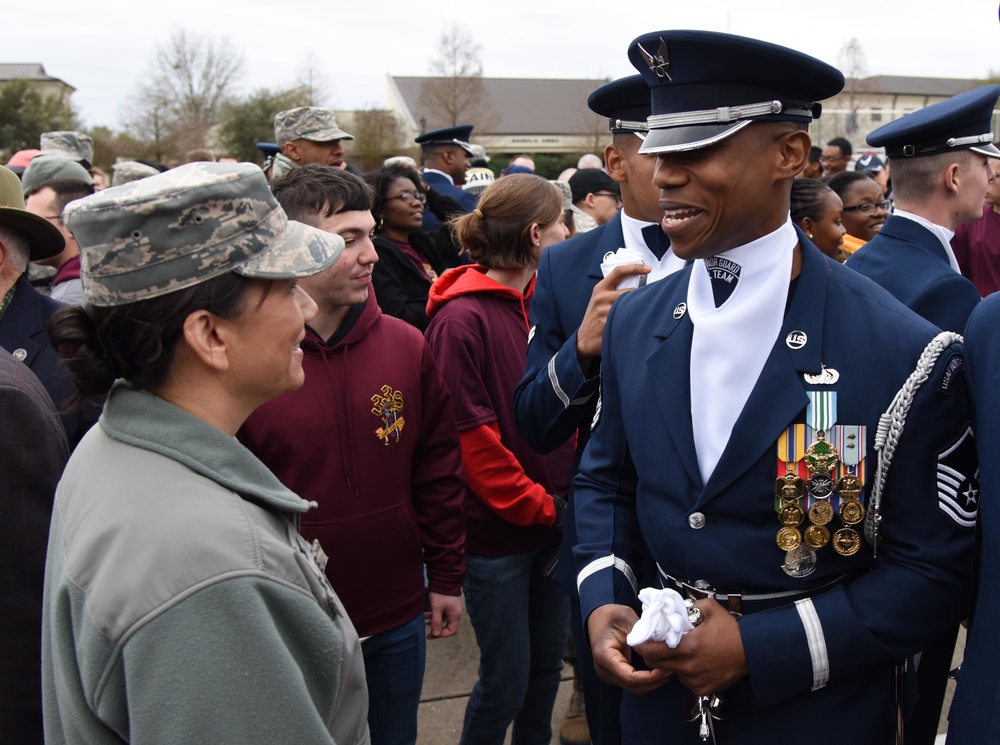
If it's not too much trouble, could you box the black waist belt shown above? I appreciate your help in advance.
[656,564,849,616]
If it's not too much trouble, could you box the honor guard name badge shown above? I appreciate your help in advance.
[703,256,741,308]
[371,385,405,445]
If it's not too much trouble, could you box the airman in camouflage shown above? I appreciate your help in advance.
[271,107,355,180]
[110,160,160,188]
[64,162,344,306]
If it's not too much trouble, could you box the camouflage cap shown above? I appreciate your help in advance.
[111,160,161,187]
[274,107,355,145]
[40,131,95,165]
[64,162,344,307]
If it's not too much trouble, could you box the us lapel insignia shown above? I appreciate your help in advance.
[372,385,405,444]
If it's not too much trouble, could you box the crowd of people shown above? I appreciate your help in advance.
[3,26,1000,745]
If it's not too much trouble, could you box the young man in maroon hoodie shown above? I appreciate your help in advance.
[239,164,466,745]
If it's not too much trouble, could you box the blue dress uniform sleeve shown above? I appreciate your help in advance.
[738,342,974,709]
[514,247,600,454]
[572,297,644,624]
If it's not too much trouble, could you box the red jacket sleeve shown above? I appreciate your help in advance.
[459,421,558,527]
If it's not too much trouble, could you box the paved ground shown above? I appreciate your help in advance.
[417,599,962,744]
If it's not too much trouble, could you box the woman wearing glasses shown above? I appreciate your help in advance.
[365,164,462,330]
[826,171,890,256]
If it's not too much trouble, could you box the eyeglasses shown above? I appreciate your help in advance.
[594,191,622,203]
[842,200,891,215]
[385,191,426,205]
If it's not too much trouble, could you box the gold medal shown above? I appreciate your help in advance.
[783,545,817,578]
[832,528,861,556]
[808,500,834,525]
[779,503,805,526]
[839,500,865,525]
[804,524,830,549]
[804,437,839,475]
[776,527,802,551]
[837,473,864,501]
[775,471,804,500]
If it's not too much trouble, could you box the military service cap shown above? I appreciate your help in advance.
[866,85,1000,159]
[274,107,355,146]
[588,75,651,135]
[111,160,160,187]
[21,155,94,196]
[0,165,65,261]
[628,30,844,154]
[64,162,344,307]
[415,125,476,155]
[40,131,95,166]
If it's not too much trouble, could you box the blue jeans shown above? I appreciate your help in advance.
[362,611,426,745]
[460,547,570,745]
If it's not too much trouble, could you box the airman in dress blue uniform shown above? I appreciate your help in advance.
[948,292,1000,744]
[514,75,684,745]
[416,125,479,232]
[573,30,976,744]
[846,85,1000,333]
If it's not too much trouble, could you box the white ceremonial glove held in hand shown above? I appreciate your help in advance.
[626,587,695,648]
[600,247,646,290]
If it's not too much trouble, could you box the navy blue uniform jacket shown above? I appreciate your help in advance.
[947,294,999,744]
[574,238,974,742]
[515,212,629,458]
[846,214,980,333]
[0,276,94,448]
[421,171,477,233]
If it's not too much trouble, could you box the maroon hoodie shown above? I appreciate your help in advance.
[425,265,575,556]
[239,291,466,637]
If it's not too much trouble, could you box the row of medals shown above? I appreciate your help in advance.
[776,433,864,578]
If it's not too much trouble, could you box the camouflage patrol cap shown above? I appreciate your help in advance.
[274,107,355,145]
[21,155,94,195]
[40,131,95,165]
[111,160,161,187]
[64,162,344,307]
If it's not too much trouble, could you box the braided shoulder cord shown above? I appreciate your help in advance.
[864,331,963,556]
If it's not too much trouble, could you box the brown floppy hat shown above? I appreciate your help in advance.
[0,166,65,261]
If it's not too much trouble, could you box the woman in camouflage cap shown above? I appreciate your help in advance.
[42,162,371,745]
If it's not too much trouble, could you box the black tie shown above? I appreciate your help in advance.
[641,224,670,261]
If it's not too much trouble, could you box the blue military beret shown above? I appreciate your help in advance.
[627,30,844,154]
[415,125,476,155]
[588,75,650,135]
[867,84,1000,159]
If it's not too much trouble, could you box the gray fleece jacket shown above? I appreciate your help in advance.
[42,382,370,744]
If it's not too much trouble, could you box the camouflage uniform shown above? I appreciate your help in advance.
[63,162,344,306]
[39,131,94,165]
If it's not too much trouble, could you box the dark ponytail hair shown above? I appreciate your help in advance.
[48,272,255,404]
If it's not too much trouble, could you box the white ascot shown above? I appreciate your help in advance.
[688,218,797,486]
[626,587,695,648]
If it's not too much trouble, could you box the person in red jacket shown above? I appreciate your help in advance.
[424,173,576,745]
[239,165,466,745]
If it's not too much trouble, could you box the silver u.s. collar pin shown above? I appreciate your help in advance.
[804,365,839,385]
[673,302,687,319]
[785,331,807,350]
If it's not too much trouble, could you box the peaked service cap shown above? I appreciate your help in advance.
[628,30,844,154]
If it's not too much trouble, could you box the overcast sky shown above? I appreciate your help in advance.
[6,0,999,130]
